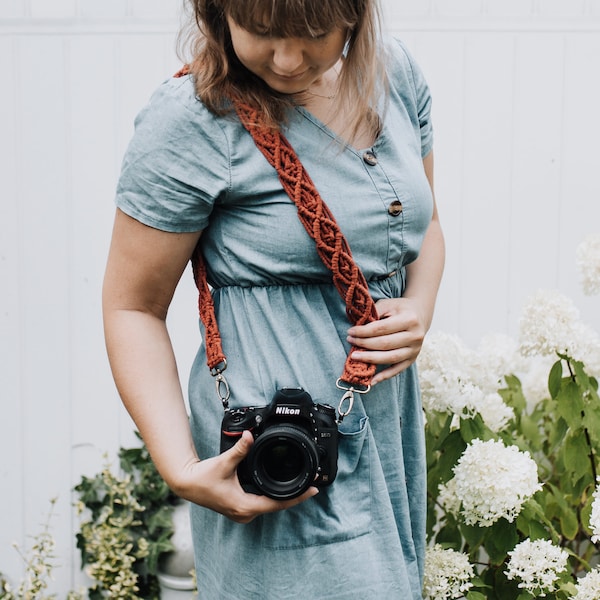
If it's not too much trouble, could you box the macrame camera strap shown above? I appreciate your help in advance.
[180,80,378,417]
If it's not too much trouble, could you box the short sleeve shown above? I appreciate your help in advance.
[115,76,231,233]
[387,38,434,158]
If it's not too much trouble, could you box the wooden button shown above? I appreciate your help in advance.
[363,151,378,166]
[388,200,403,216]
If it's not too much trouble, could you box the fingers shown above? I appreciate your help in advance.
[347,298,426,378]
[191,430,319,524]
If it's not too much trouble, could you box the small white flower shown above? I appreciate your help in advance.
[423,544,474,600]
[571,568,600,600]
[589,481,600,543]
[452,439,541,527]
[577,234,600,296]
[437,478,461,517]
[505,539,568,597]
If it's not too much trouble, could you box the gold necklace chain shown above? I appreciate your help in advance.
[304,88,337,100]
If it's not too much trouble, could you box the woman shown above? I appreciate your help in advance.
[103,0,445,597]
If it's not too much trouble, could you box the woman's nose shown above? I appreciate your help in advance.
[271,39,304,74]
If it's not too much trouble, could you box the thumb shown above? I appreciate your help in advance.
[226,430,254,466]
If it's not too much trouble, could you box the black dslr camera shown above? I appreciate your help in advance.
[220,388,338,500]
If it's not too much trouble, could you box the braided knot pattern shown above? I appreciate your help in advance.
[192,247,226,370]
[233,100,377,386]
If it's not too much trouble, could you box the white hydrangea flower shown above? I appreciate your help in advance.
[571,568,600,600]
[519,289,600,373]
[505,539,568,597]
[577,234,600,296]
[589,480,600,543]
[423,544,474,600]
[452,439,541,527]
[519,289,582,357]
[418,332,472,414]
[472,333,519,391]
[437,477,461,517]
[418,333,514,431]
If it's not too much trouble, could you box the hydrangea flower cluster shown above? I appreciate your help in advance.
[505,539,568,597]
[418,332,516,432]
[449,439,541,527]
[589,480,600,543]
[519,289,600,375]
[577,234,600,296]
[571,568,600,600]
[422,544,474,600]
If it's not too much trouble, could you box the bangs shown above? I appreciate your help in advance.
[222,0,361,38]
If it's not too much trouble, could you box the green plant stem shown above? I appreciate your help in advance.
[567,358,598,483]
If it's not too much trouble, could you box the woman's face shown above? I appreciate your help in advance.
[226,16,347,95]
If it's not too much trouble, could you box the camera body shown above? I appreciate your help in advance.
[220,388,338,500]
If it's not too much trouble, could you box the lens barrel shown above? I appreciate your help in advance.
[247,424,319,500]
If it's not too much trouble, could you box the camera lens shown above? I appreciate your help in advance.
[248,425,319,500]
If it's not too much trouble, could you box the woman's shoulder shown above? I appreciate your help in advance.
[384,36,427,89]
[130,74,230,151]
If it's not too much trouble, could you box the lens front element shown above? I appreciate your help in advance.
[249,425,319,500]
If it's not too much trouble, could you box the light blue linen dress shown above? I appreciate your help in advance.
[116,37,434,600]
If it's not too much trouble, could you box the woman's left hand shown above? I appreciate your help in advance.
[346,297,427,385]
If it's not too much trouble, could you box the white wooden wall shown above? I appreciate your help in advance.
[1,1,599,594]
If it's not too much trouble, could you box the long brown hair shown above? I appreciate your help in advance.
[178,0,387,138]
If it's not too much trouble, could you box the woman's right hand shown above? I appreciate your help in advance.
[175,430,319,523]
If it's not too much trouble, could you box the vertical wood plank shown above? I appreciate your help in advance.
[456,33,516,345]
[0,33,26,584]
[15,34,73,596]
[66,38,128,591]
[507,34,565,337]
[557,33,600,332]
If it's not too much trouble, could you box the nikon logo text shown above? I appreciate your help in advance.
[275,406,301,416]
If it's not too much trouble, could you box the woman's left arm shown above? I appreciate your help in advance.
[346,151,445,384]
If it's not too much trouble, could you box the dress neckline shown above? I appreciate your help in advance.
[293,105,383,156]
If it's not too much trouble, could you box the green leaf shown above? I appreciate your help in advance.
[548,360,563,399]
[460,522,486,552]
[561,431,594,487]
[559,508,579,540]
[466,592,487,600]
[485,518,519,564]
[435,522,462,549]
[555,380,584,429]
[460,414,493,443]
[437,429,467,476]
[499,374,527,414]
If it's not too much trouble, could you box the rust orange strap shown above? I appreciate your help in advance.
[176,68,378,389]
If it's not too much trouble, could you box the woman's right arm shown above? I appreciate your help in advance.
[102,208,317,522]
